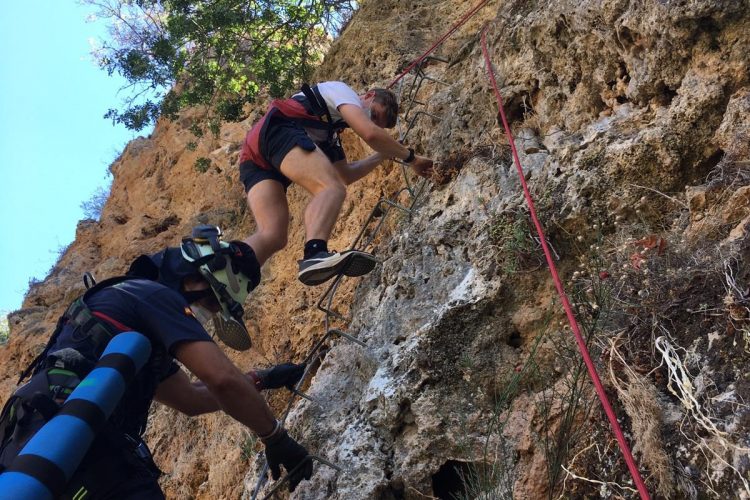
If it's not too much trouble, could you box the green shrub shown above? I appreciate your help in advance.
[194,157,212,173]
[88,0,358,133]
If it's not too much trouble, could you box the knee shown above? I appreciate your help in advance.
[310,172,346,198]
[324,181,347,204]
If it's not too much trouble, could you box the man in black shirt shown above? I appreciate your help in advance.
[2,226,312,498]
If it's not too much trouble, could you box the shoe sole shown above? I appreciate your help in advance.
[343,253,378,277]
[298,251,378,286]
[213,316,252,351]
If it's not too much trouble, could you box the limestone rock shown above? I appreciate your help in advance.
[2,0,750,498]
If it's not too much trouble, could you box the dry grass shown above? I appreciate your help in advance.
[705,132,750,194]
[484,207,548,276]
[549,153,749,496]
[608,337,677,498]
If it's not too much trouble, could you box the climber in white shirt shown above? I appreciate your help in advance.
[238,81,433,286]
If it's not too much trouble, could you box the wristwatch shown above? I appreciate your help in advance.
[403,147,416,164]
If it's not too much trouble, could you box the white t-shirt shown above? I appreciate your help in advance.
[293,81,362,142]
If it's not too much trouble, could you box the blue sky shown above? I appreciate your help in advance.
[0,1,143,313]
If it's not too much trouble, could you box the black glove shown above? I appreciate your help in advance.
[256,363,306,391]
[263,429,313,492]
[228,240,261,289]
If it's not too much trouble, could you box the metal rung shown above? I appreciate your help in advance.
[260,455,344,500]
[363,199,417,251]
[329,180,427,324]
[401,56,450,114]
[351,201,392,250]
[419,70,450,87]
[422,54,449,64]
[291,388,319,404]
[328,328,367,347]
[302,328,366,370]
[351,197,415,252]
[394,167,420,198]
[391,169,428,211]
[378,198,414,216]
[418,74,449,86]
[249,325,366,499]
[403,75,448,115]
[370,197,414,218]
[316,275,350,321]
[433,55,450,63]
[404,63,447,97]
[403,110,441,140]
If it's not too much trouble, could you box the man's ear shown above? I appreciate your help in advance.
[363,90,376,100]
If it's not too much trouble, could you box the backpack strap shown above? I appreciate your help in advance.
[301,83,330,119]
[300,84,348,146]
[0,394,21,447]
[66,296,116,345]
[65,276,141,355]
[17,276,141,384]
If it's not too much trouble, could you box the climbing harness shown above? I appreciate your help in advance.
[241,83,349,172]
[479,23,650,500]
[299,83,348,147]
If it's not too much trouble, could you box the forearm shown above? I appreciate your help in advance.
[181,383,221,414]
[187,371,260,413]
[155,368,248,416]
[363,128,410,160]
[208,376,277,436]
[337,152,384,184]
[171,342,277,435]
[162,374,275,434]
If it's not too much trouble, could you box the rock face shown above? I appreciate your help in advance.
[2,0,750,498]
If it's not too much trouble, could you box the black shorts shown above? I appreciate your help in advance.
[240,160,294,192]
[240,116,347,193]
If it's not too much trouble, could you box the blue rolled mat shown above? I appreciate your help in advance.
[0,332,152,499]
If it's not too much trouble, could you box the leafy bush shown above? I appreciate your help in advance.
[86,0,357,133]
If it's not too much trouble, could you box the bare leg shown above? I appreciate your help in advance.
[279,146,346,243]
[243,180,289,266]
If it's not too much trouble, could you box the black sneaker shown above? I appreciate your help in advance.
[298,250,379,286]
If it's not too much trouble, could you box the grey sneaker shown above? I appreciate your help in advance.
[298,250,378,286]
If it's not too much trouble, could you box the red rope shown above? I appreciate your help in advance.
[480,25,651,500]
[386,0,492,89]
